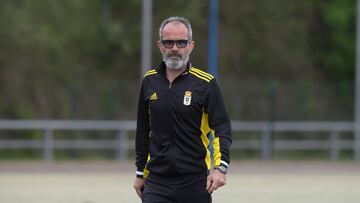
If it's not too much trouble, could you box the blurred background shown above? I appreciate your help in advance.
[1,1,360,203]
[0,0,359,161]
[1,0,356,120]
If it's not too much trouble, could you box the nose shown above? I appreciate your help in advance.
[171,44,180,51]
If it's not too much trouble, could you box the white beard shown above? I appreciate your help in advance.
[163,52,190,70]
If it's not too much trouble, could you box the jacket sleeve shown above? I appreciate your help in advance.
[205,78,232,168]
[135,80,150,178]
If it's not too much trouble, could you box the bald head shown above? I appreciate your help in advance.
[159,16,192,41]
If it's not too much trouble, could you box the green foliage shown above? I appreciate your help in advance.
[0,0,141,119]
[321,0,356,80]
[316,0,356,111]
[0,0,358,160]
[0,0,357,121]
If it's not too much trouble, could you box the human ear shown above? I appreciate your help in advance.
[157,41,163,51]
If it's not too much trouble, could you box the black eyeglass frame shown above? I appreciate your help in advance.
[161,39,190,48]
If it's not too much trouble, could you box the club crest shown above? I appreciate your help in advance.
[183,91,192,106]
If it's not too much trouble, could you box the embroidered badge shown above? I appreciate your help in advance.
[150,92,158,100]
[183,91,192,106]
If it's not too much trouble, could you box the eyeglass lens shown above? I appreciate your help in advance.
[162,40,189,48]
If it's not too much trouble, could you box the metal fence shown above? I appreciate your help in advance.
[0,120,357,161]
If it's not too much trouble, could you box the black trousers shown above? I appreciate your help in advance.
[142,173,212,203]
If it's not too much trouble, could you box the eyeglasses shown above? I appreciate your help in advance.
[161,40,189,48]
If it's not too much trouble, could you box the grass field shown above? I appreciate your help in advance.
[0,161,359,203]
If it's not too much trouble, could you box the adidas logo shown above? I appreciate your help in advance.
[150,92,158,100]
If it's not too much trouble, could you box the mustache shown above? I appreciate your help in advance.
[167,53,182,58]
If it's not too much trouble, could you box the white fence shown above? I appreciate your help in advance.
[0,120,358,161]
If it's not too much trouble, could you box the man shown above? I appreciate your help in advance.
[134,16,232,203]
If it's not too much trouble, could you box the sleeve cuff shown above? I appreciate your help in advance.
[136,171,144,178]
[220,160,229,168]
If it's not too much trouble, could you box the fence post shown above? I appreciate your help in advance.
[43,129,54,161]
[261,122,273,160]
[329,131,340,161]
[356,123,360,161]
[118,130,129,160]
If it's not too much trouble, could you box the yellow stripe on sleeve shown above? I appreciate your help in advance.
[200,113,212,170]
[144,153,151,178]
[189,70,211,82]
[190,68,214,80]
[144,69,157,77]
[212,129,222,166]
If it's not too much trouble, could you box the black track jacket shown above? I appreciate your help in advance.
[135,62,232,178]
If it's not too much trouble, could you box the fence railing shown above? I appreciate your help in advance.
[0,120,358,161]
